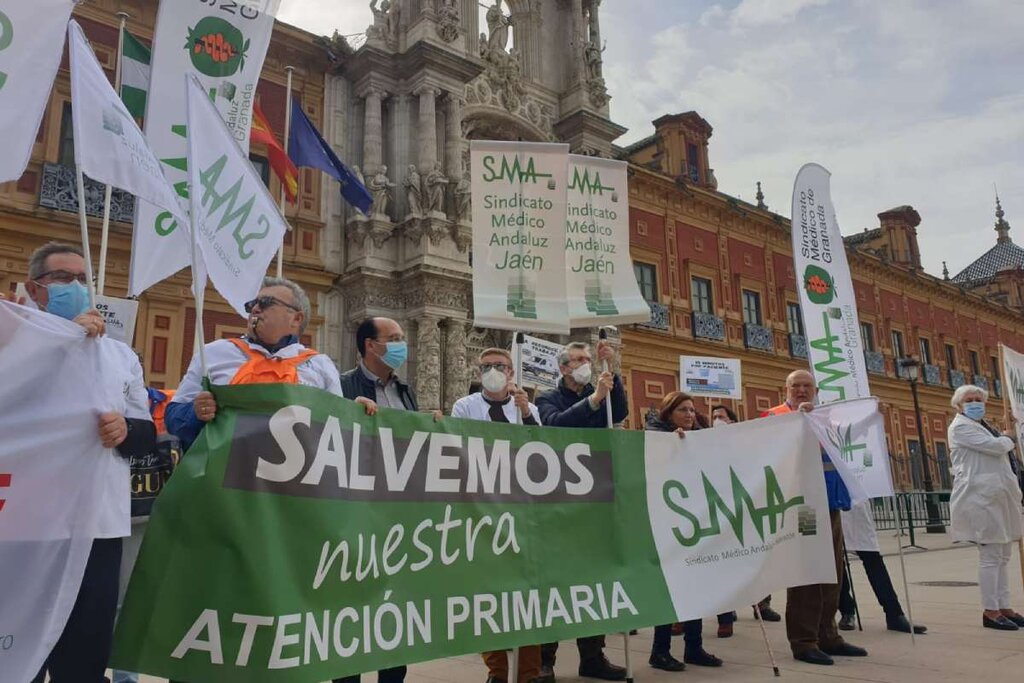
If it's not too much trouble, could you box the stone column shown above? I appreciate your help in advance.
[363,87,386,173]
[415,316,442,411]
[571,0,586,85]
[417,86,440,172]
[445,93,464,181]
[443,319,470,411]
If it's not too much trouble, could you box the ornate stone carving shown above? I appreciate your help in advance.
[436,0,461,43]
[404,276,472,311]
[453,173,471,222]
[367,0,399,48]
[403,215,448,247]
[348,216,396,249]
[403,165,423,218]
[415,317,443,411]
[368,165,396,219]
[587,75,609,109]
[484,0,512,57]
[584,39,605,81]
[424,163,449,214]
[39,163,135,223]
[443,318,472,410]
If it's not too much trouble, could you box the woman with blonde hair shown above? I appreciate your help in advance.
[947,384,1024,630]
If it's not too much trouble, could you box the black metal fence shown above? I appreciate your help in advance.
[870,492,952,544]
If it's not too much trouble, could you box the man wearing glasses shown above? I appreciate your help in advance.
[450,348,546,683]
[534,340,628,681]
[166,277,376,449]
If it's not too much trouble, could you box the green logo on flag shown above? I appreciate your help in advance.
[481,155,554,187]
[185,16,250,78]
[826,424,870,466]
[809,310,850,400]
[0,9,13,91]
[802,264,836,304]
[568,168,615,199]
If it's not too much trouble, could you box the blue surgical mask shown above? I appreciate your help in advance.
[45,282,91,321]
[379,340,408,370]
[963,401,986,421]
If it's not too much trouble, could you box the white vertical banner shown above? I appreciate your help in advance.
[471,140,570,334]
[1000,343,1024,443]
[566,155,650,327]
[129,0,282,296]
[186,75,287,317]
[0,0,77,183]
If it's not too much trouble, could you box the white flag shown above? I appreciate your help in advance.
[566,155,650,327]
[1000,343,1024,444]
[68,20,186,227]
[0,0,76,183]
[128,0,281,296]
[186,75,287,317]
[805,397,890,500]
[0,301,133,681]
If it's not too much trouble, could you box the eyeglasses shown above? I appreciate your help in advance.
[243,295,301,314]
[480,362,510,373]
[34,270,89,285]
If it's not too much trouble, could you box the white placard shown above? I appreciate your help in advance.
[94,294,139,346]
[680,355,742,399]
[516,334,564,390]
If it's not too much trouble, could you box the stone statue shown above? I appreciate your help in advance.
[436,0,460,43]
[367,0,398,45]
[584,39,606,80]
[454,173,471,221]
[485,0,512,56]
[425,163,449,214]
[404,165,423,217]
[368,165,395,218]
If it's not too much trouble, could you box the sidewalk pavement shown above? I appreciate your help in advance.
[130,530,1024,683]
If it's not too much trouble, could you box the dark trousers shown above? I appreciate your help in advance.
[32,537,123,683]
[785,509,846,655]
[839,550,903,619]
[540,635,605,666]
[651,619,703,657]
[333,666,407,683]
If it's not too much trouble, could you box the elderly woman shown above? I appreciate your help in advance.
[645,391,724,671]
[947,384,1024,630]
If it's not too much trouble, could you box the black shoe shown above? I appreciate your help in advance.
[684,649,724,667]
[535,664,555,683]
[887,615,927,634]
[649,652,686,672]
[794,648,834,666]
[1003,612,1024,627]
[838,613,856,631]
[578,655,626,681]
[756,606,782,622]
[486,678,506,683]
[983,615,1020,630]
[628,629,638,635]
[821,642,868,657]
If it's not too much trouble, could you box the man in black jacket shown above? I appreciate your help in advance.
[535,339,628,681]
[335,316,415,683]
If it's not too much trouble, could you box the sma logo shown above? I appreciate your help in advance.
[569,167,615,198]
[481,155,554,187]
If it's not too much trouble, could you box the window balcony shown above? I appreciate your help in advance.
[948,370,966,389]
[994,379,1003,398]
[923,364,941,386]
[637,302,669,331]
[864,350,886,375]
[973,375,988,391]
[692,311,725,341]
[38,162,135,223]
[788,333,807,359]
[744,323,774,352]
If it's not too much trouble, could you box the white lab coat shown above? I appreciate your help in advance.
[450,391,541,424]
[947,412,1024,544]
[840,499,880,552]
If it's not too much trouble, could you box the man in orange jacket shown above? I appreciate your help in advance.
[762,370,867,666]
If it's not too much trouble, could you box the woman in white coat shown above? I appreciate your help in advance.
[947,384,1024,630]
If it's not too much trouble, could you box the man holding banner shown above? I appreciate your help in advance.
[536,339,628,681]
[763,370,867,666]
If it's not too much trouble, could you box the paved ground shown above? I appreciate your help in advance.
[128,530,1024,683]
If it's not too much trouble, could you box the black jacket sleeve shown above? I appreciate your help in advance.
[610,374,629,423]
[116,418,157,459]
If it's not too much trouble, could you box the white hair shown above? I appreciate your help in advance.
[950,384,988,410]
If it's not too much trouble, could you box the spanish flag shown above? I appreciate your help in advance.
[250,102,299,203]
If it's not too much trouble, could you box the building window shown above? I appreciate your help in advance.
[58,102,75,167]
[686,143,700,183]
[691,276,712,314]
[742,290,762,326]
[918,337,932,365]
[891,329,905,359]
[860,322,875,352]
[992,356,1001,382]
[633,263,657,303]
[786,302,803,335]
[249,154,270,188]
[945,343,957,370]
[969,350,980,376]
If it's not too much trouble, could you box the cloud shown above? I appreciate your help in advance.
[729,0,831,28]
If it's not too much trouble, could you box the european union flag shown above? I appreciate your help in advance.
[288,98,373,215]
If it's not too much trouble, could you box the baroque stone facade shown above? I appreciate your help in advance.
[322,0,626,411]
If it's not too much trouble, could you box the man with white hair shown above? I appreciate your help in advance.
[166,277,375,447]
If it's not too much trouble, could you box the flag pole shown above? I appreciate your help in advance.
[185,78,208,377]
[97,11,130,296]
[74,168,97,309]
[275,65,294,279]
[997,344,1024,594]
[889,465,917,645]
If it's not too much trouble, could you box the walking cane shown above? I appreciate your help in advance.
[597,327,633,682]
[751,604,781,677]
[841,539,863,631]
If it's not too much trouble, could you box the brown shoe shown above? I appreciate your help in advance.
[717,622,733,638]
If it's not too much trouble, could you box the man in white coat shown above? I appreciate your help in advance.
[947,384,1024,630]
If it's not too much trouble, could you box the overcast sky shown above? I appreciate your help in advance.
[278,0,1024,278]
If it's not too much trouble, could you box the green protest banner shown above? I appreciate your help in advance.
[112,384,833,681]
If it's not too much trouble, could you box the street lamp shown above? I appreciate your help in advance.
[898,357,946,533]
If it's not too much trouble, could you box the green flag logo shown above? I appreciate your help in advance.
[185,16,250,78]
[568,167,615,198]
[481,155,554,187]
[803,264,836,304]
[0,9,13,91]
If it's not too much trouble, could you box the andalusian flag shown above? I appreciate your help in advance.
[251,102,299,203]
[120,30,151,118]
